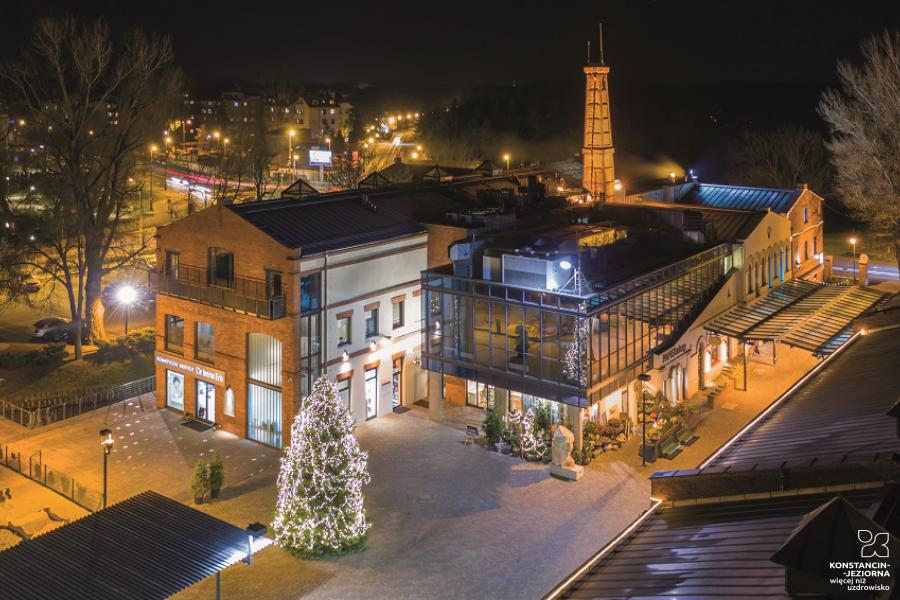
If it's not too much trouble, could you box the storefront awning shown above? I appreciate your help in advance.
[705,281,885,355]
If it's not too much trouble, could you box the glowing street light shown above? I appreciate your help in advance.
[849,237,858,283]
[613,179,623,192]
[411,151,418,159]
[116,284,138,334]
[325,136,331,150]
[503,154,511,172]
[287,129,296,167]
[99,428,114,509]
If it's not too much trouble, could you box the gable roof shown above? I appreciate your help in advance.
[685,183,803,214]
[228,193,426,253]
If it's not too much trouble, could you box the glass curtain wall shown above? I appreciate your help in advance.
[424,247,729,407]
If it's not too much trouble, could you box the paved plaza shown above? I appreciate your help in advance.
[0,345,821,599]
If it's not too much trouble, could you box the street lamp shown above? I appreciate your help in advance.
[149,144,158,210]
[287,129,296,167]
[638,373,651,466]
[325,136,331,150]
[99,428,114,509]
[116,285,137,335]
[849,237,858,283]
[503,154,510,172]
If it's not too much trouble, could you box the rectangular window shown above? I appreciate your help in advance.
[196,322,215,362]
[207,247,234,288]
[247,383,282,448]
[166,370,184,410]
[337,316,351,346]
[804,240,809,260]
[165,251,180,280]
[804,207,809,224]
[813,236,818,255]
[165,315,184,354]
[365,309,379,338]
[337,377,351,411]
[365,368,377,419]
[300,273,321,313]
[392,301,404,329]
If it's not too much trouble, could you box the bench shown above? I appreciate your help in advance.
[659,437,682,460]
[676,428,698,446]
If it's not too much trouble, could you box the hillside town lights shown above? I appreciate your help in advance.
[99,428,114,509]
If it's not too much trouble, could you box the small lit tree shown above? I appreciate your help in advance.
[273,376,370,556]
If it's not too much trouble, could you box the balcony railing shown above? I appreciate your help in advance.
[150,265,285,319]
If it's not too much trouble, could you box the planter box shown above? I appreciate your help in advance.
[639,425,681,463]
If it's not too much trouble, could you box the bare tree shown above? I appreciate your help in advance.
[726,126,832,194]
[326,155,364,191]
[819,30,900,276]
[1,17,181,355]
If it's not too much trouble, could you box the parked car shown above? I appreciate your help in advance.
[22,274,40,294]
[31,317,90,343]
[32,317,72,341]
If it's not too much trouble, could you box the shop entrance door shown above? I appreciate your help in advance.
[196,380,216,422]
[392,358,403,409]
[365,368,378,420]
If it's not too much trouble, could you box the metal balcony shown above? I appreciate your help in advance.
[150,265,285,320]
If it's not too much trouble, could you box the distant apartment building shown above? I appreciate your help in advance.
[183,90,352,145]
[151,194,424,448]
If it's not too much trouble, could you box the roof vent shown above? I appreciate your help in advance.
[361,192,378,213]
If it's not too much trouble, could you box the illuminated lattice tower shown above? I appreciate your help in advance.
[582,62,616,200]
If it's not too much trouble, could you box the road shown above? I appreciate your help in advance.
[831,255,899,283]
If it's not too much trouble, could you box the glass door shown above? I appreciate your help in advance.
[365,368,378,419]
[196,380,216,422]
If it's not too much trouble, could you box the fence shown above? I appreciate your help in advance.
[0,376,155,429]
[1,444,102,512]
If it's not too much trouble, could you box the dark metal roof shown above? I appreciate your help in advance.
[228,193,427,253]
[707,328,900,471]
[687,183,802,214]
[558,489,884,599]
[706,281,884,354]
[0,491,259,600]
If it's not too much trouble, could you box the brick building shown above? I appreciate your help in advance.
[151,195,425,448]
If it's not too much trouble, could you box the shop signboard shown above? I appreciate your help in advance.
[155,352,225,385]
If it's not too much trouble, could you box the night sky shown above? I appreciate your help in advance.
[2,1,899,86]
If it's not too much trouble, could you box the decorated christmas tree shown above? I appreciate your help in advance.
[272,375,370,556]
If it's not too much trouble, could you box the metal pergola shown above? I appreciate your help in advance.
[0,491,269,600]
[704,281,885,388]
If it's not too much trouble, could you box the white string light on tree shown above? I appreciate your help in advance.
[272,376,370,556]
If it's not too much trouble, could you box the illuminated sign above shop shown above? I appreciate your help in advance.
[155,352,225,385]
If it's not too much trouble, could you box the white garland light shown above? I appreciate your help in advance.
[503,407,548,461]
[272,375,370,555]
[563,314,588,387]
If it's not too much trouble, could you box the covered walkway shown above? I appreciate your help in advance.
[705,280,884,356]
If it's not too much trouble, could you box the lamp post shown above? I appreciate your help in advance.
[849,237,858,283]
[325,136,331,151]
[149,144,157,213]
[99,428,114,509]
[638,373,651,466]
[287,129,296,168]
[164,136,172,191]
[116,285,137,335]
[503,153,510,172]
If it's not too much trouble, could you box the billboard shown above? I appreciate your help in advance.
[309,149,333,166]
